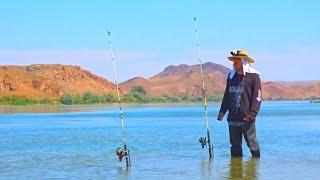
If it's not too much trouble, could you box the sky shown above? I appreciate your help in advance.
[0,0,319,82]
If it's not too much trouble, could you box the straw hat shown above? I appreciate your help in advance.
[228,50,255,63]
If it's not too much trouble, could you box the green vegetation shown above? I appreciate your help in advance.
[151,95,180,103]
[39,97,50,104]
[60,93,74,105]
[0,96,56,105]
[2,87,315,106]
[122,86,150,103]
[60,92,117,105]
[59,86,225,105]
[120,86,224,104]
[0,86,226,106]
[208,93,224,102]
[0,96,38,105]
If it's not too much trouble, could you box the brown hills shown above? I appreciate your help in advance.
[0,63,319,101]
[120,62,320,100]
[120,62,229,98]
[0,64,117,100]
[262,81,320,100]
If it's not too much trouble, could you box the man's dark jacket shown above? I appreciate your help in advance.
[219,72,262,122]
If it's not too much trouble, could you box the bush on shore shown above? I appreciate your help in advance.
[0,96,38,105]
[60,92,117,105]
[0,87,228,105]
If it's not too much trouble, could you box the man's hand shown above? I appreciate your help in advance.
[217,113,224,121]
[242,115,252,122]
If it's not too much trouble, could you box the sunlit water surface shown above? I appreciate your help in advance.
[0,101,319,179]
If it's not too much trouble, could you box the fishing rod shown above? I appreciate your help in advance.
[107,31,131,167]
[193,17,214,159]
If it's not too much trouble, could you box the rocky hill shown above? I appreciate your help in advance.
[262,81,320,99]
[0,64,117,100]
[120,62,230,97]
[1,63,318,101]
[120,62,320,100]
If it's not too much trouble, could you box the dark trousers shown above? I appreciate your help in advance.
[228,122,260,157]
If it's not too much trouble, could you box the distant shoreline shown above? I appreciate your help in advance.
[0,100,315,115]
[0,98,315,106]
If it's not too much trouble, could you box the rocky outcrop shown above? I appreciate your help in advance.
[0,64,117,100]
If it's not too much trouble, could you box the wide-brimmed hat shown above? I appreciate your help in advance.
[228,50,255,63]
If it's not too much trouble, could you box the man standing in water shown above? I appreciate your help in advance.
[217,50,262,157]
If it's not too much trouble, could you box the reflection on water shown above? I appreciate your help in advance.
[200,159,213,179]
[227,157,259,180]
[0,105,115,114]
[117,167,130,179]
[0,104,198,114]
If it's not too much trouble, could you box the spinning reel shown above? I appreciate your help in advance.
[116,147,126,161]
[199,137,208,148]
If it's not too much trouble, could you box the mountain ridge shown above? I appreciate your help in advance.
[120,62,320,100]
[0,63,319,101]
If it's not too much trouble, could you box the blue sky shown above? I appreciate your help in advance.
[0,0,319,81]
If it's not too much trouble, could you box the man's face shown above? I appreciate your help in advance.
[233,57,243,71]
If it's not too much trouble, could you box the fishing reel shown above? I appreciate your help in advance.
[116,147,126,161]
[199,137,208,148]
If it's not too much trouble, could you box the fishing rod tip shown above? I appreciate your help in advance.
[106,29,111,36]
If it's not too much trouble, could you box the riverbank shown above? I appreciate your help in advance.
[0,100,316,114]
[2,86,319,106]
[0,95,315,106]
